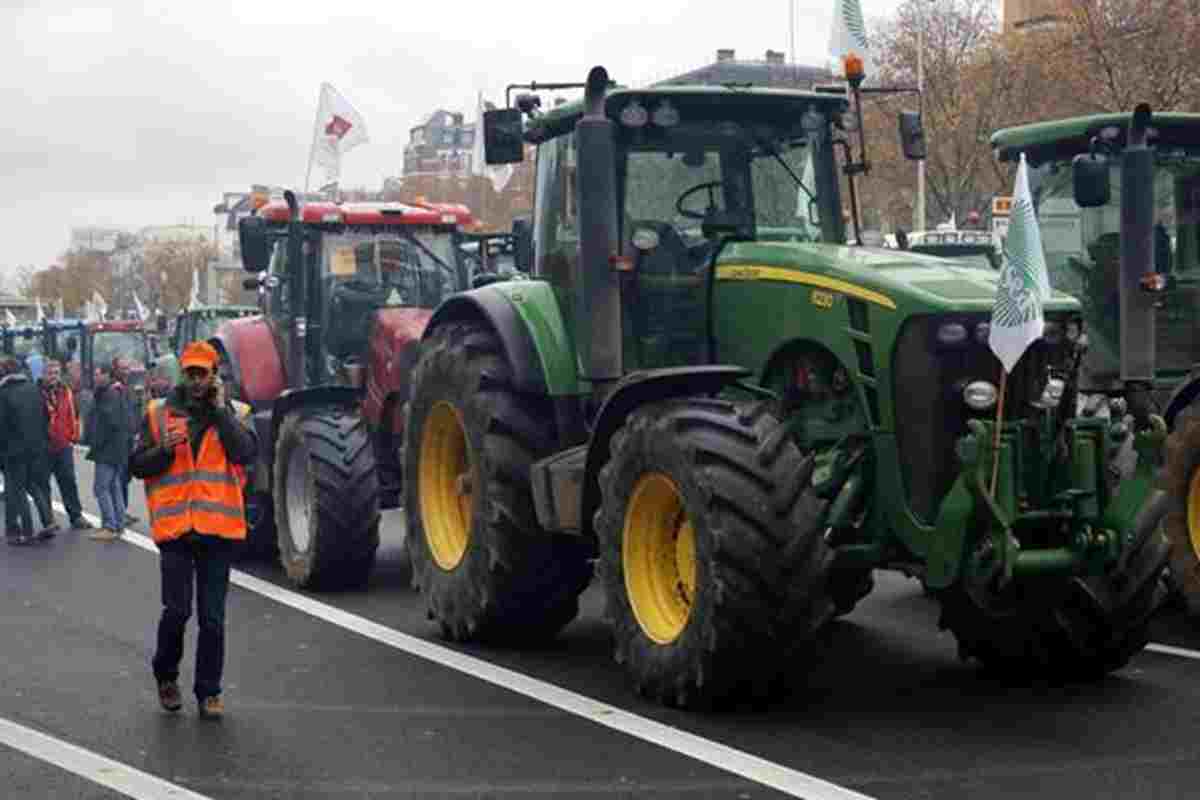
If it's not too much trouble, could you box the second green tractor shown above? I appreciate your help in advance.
[404,66,1171,708]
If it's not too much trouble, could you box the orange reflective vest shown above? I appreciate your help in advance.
[144,399,252,543]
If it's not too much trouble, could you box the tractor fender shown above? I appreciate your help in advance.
[210,315,284,409]
[579,366,752,540]
[269,386,362,454]
[364,307,432,437]
[425,284,564,396]
[1164,373,1200,431]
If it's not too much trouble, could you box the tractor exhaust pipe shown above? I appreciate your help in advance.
[574,66,623,399]
[1119,104,1156,395]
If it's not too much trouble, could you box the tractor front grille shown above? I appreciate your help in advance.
[892,313,1073,523]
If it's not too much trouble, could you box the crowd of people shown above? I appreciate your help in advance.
[0,355,137,544]
[3,340,259,719]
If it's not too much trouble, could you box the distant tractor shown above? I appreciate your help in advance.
[155,305,258,388]
[992,107,1200,615]
[222,196,483,586]
[403,64,1170,709]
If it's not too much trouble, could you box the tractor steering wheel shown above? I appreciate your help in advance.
[675,181,724,221]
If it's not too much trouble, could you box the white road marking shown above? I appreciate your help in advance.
[57,502,873,800]
[0,716,211,800]
[1146,642,1200,661]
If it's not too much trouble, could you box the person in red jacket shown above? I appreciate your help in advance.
[40,360,92,530]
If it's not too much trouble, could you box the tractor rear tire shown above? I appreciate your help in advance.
[1162,418,1200,616]
[273,408,380,590]
[594,398,834,709]
[405,322,592,643]
[937,520,1170,679]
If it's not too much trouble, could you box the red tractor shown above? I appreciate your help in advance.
[215,191,486,589]
[59,318,166,432]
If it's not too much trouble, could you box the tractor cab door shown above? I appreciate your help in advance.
[262,240,295,387]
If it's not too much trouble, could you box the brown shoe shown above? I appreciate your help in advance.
[88,528,119,542]
[157,681,182,712]
[198,695,224,719]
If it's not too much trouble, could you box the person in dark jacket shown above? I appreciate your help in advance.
[86,364,134,540]
[0,357,55,545]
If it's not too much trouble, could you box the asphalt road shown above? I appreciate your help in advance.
[2,453,1199,799]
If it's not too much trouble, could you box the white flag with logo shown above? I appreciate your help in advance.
[309,83,369,188]
[473,93,514,193]
[988,153,1052,373]
[828,0,877,81]
[189,268,201,310]
[35,297,44,322]
[4,309,15,327]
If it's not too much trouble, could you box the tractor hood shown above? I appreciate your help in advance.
[716,242,1081,315]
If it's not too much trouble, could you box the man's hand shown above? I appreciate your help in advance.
[210,375,226,409]
[161,430,187,450]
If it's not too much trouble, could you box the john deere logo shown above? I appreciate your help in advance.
[993,193,1040,326]
[811,289,835,309]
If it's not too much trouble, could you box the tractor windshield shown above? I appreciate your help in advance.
[620,121,821,247]
[1040,153,1200,377]
[93,330,149,372]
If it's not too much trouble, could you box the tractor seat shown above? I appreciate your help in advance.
[326,279,390,359]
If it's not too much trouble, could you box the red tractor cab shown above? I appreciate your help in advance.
[215,193,481,587]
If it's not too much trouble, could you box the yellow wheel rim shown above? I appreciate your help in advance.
[622,473,697,644]
[419,401,472,571]
[1188,468,1200,563]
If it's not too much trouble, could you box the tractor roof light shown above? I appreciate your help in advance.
[651,101,680,128]
[619,100,648,128]
[843,53,865,86]
[936,322,968,346]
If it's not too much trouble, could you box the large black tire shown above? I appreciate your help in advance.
[1162,418,1200,616]
[273,408,380,590]
[937,520,1170,679]
[404,322,592,643]
[594,398,835,709]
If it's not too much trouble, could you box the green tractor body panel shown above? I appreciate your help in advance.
[487,281,581,396]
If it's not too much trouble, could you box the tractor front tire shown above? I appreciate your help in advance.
[273,408,380,590]
[938,521,1170,679]
[594,398,835,709]
[405,322,592,643]
[1162,418,1200,616]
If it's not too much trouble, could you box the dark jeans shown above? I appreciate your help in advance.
[47,447,83,522]
[3,457,34,538]
[28,455,53,529]
[152,534,234,701]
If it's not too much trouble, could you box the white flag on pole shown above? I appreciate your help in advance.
[189,268,201,310]
[308,83,369,189]
[828,0,877,81]
[473,93,514,193]
[91,290,108,320]
[132,291,149,322]
[988,153,1052,373]
[35,297,44,323]
[4,309,15,327]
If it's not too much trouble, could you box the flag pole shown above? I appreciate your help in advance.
[989,368,1008,497]
[303,85,324,195]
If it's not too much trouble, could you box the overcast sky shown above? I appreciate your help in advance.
[1,0,909,281]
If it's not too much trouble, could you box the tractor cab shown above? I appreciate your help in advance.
[242,199,476,391]
[172,305,258,355]
[992,110,1200,399]
[1,324,45,370]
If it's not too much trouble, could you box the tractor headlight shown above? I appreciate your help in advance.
[963,380,998,411]
[974,322,990,345]
[936,322,968,346]
[1035,377,1066,409]
[619,100,648,128]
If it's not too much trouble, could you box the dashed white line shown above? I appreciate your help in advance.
[0,716,211,800]
[58,502,874,800]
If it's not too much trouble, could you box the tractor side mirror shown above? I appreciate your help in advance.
[898,112,926,160]
[1072,154,1110,208]
[239,216,272,272]
[483,108,525,165]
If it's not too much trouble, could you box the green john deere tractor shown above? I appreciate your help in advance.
[404,66,1171,709]
[992,106,1200,616]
